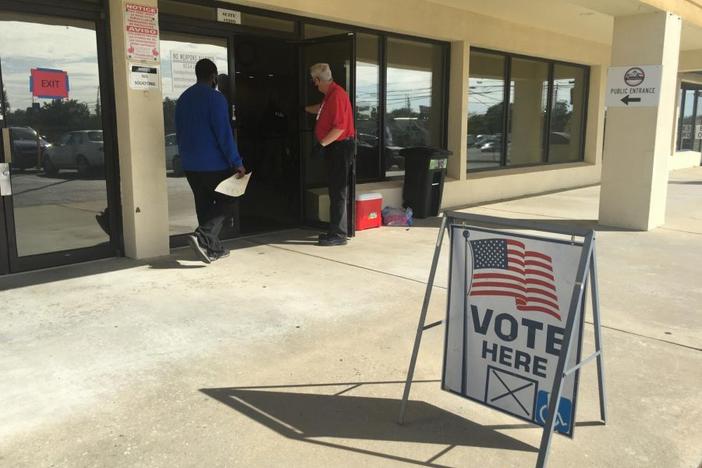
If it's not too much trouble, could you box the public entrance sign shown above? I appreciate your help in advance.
[605,65,662,108]
[125,3,160,63]
[29,68,69,99]
[398,212,607,468]
[442,227,585,436]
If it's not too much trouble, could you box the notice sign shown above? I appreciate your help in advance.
[129,65,159,90]
[30,68,69,99]
[171,51,215,94]
[217,8,242,24]
[125,3,160,63]
[442,226,586,437]
[606,65,662,108]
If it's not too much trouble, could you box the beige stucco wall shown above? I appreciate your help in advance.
[679,49,702,71]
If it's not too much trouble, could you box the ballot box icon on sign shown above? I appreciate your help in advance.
[484,366,538,420]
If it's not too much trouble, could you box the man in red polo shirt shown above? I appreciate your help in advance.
[305,63,355,246]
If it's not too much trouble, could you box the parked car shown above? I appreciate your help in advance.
[164,133,183,176]
[550,131,571,145]
[9,127,51,170]
[43,130,103,177]
[480,137,502,153]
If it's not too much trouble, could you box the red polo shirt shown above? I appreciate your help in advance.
[315,81,355,143]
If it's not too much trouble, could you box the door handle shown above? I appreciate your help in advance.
[0,162,11,196]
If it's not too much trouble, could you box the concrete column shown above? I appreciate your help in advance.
[584,66,607,165]
[109,0,169,258]
[511,78,545,164]
[599,11,682,230]
[447,40,468,180]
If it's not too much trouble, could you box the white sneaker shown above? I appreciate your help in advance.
[187,235,211,264]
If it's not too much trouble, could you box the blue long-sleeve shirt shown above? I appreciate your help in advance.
[175,83,242,171]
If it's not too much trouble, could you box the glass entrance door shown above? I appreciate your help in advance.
[159,31,231,245]
[0,11,117,274]
[299,33,356,235]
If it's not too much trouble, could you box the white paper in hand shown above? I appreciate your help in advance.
[215,172,251,197]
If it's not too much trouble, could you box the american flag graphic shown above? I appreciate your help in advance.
[468,238,561,320]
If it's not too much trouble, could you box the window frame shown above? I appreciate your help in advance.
[467,47,590,173]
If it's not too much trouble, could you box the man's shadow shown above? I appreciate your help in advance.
[201,380,538,467]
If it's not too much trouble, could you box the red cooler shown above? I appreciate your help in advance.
[355,193,382,231]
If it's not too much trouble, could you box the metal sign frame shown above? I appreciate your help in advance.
[398,211,607,468]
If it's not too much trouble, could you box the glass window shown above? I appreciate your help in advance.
[12,127,36,141]
[87,131,103,142]
[467,51,505,170]
[507,58,549,166]
[0,14,110,256]
[678,89,695,151]
[467,49,588,172]
[549,64,586,163]
[694,91,702,152]
[385,37,445,178]
[356,33,380,181]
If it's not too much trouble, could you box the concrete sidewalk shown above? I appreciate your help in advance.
[1,168,701,468]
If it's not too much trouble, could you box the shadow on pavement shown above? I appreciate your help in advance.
[0,254,210,290]
[201,380,538,467]
[147,258,206,270]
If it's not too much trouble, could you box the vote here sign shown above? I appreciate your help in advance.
[442,226,585,437]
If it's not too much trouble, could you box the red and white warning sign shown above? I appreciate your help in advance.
[125,3,160,63]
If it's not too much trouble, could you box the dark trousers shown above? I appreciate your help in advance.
[324,139,354,238]
[185,169,237,255]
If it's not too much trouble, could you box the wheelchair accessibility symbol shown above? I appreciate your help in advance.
[535,390,573,435]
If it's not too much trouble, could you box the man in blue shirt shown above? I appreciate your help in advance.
[176,59,245,263]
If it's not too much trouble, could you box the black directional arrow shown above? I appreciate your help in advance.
[621,95,641,106]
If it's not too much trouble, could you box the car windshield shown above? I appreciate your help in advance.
[87,131,103,142]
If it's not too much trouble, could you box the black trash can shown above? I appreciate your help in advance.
[399,146,452,218]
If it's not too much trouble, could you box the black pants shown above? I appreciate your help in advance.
[324,139,354,238]
[185,169,237,255]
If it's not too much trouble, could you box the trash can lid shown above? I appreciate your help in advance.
[356,192,383,201]
[398,146,452,159]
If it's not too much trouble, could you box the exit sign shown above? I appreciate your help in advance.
[30,68,69,99]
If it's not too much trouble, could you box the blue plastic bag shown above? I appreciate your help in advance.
[381,206,413,226]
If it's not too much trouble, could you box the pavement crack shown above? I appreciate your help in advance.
[657,227,702,236]
[584,321,701,352]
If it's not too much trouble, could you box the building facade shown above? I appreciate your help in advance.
[0,0,700,273]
